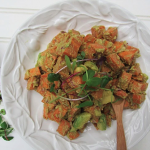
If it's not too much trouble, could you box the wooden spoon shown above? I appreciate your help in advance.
[112,99,127,150]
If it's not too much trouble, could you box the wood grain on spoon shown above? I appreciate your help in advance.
[112,99,127,150]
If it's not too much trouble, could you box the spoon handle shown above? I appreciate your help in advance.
[116,115,127,150]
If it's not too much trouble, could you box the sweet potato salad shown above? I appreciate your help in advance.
[24,26,148,140]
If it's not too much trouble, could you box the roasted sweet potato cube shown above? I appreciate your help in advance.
[27,76,39,90]
[68,108,80,122]
[103,27,117,42]
[63,36,83,58]
[132,74,143,81]
[57,119,71,136]
[114,41,127,53]
[105,79,118,89]
[91,89,104,100]
[54,80,61,89]
[118,49,138,65]
[24,67,41,80]
[103,40,115,55]
[128,79,148,94]
[101,64,112,73]
[106,115,111,127]
[91,25,106,39]
[84,34,96,43]
[53,56,70,79]
[132,94,145,104]
[58,98,71,109]
[81,43,96,59]
[90,43,106,53]
[48,105,68,123]
[67,131,79,140]
[40,73,50,89]
[84,106,101,117]
[106,53,124,71]
[43,103,55,119]
[129,103,139,110]
[42,91,57,104]
[43,103,49,119]
[90,116,100,123]
[124,100,129,109]
[36,84,47,96]
[117,71,132,90]
[114,90,128,99]
[126,45,140,57]
[68,76,84,88]
[129,63,141,76]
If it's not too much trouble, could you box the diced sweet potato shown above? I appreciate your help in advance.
[48,105,68,123]
[80,43,96,59]
[58,98,71,109]
[128,79,148,94]
[101,63,112,73]
[84,34,96,43]
[118,49,138,65]
[24,67,41,80]
[114,41,127,53]
[132,74,143,81]
[114,90,128,99]
[129,63,141,76]
[57,119,71,136]
[68,76,84,88]
[89,43,107,53]
[43,103,55,119]
[132,94,145,104]
[36,84,47,96]
[68,108,80,122]
[103,40,115,55]
[91,89,104,100]
[106,53,124,71]
[53,56,70,79]
[124,100,129,109]
[91,25,106,38]
[126,45,140,57]
[106,115,111,127]
[42,91,57,104]
[27,76,39,90]
[103,27,118,42]
[67,131,80,140]
[105,79,118,89]
[117,71,132,90]
[40,73,50,89]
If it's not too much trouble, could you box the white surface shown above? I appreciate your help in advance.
[0,0,150,150]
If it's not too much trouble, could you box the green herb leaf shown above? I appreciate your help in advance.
[72,60,76,72]
[82,70,95,81]
[81,51,85,58]
[77,55,83,60]
[2,136,14,141]
[86,77,102,87]
[65,55,71,71]
[0,109,6,115]
[47,73,60,82]
[50,83,55,92]
[85,86,97,91]
[1,122,8,129]
[0,116,2,124]
[100,76,112,88]
[76,101,93,108]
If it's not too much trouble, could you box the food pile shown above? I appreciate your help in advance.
[24,25,148,140]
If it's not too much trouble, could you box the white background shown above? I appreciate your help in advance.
[0,0,150,149]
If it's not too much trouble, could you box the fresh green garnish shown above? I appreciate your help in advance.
[0,109,6,115]
[72,60,77,73]
[50,83,55,92]
[77,51,85,66]
[47,73,60,82]
[65,55,72,72]
[81,51,85,58]
[76,101,93,108]
[0,109,14,141]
